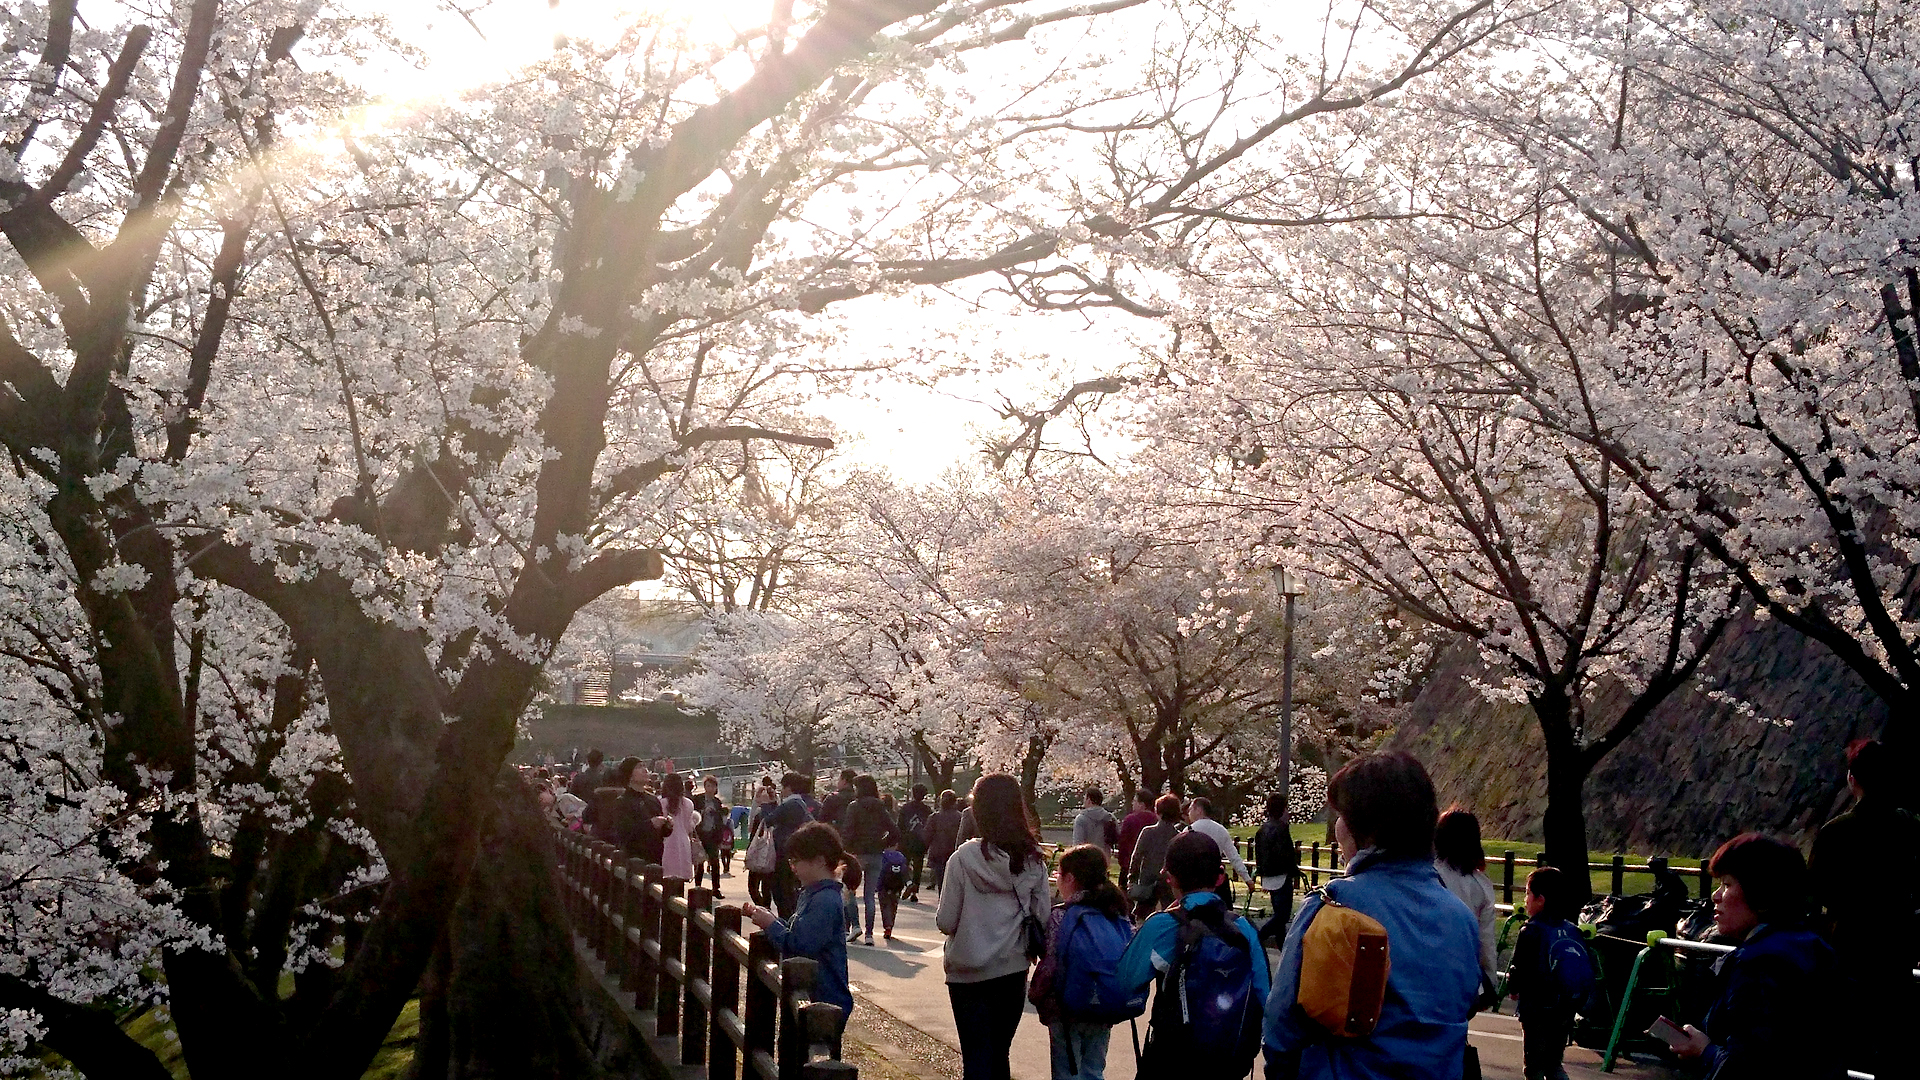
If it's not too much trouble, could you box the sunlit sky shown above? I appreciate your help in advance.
[346,0,1154,482]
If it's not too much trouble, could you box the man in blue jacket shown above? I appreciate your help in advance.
[1264,752,1481,1080]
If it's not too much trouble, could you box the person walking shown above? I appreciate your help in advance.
[925,789,963,892]
[1185,797,1255,895]
[1108,831,1269,1078]
[1263,752,1481,1080]
[1029,844,1135,1080]
[820,768,858,827]
[743,823,855,1036]
[658,772,700,883]
[1116,790,1155,889]
[764,772,817,918]
[1506,867,1590,1080]
[878,842,909,941]
[567,748,607,799]
[842,774,901,945]
[1254,792,1301,943]
[1664,833,1846,1079]
[1070,785,1118,853]
[936,774,1051,1080]
[693,774,728,897]
[1434,808,1499,988]
[1808,739,1920,1080]
[748,777,780,906]
[609,760,667,866]
[899,784,933,901]
[1127,794,1182,921]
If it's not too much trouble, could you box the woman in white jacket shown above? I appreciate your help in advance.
[1434,808,1499,984]
[936,773,1051,1080]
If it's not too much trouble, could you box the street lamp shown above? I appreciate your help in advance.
[1269,566,1306,828]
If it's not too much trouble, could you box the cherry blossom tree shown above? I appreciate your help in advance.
[0,0,1176,1073]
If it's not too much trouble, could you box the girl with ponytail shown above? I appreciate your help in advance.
[744,822,856,1033]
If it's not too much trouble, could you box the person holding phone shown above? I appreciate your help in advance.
[1655,833,1845,1078]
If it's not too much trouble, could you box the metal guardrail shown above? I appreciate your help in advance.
[556,827,854,1080]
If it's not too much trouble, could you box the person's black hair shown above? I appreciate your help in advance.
[1526,866,1581,921]
[1164,831,1226,893]
[587,748,604,767]
[1057,844,1127,918]
[912,784,928,802]
[939,789,957,810]
[1709,833,1811,922]
[702,774,719,789]
[855,774,880,799]
[1847,739,1890,799]
[1084,784,1103,806]
[1153,793,1181,823]
[1134,789,1154,809]
[1264,792,1288,821]
[662,772,685,814]
[786,821,848,868]
[615,756,643,786]
[839,768,858,785]
[1435,808,1487,874]
[971,773,1041,875]
[1328,751,1439,859]
[781,771,811,795]
[1189,796,1214,819]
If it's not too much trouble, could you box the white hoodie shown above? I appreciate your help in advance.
[935,838,1051,983]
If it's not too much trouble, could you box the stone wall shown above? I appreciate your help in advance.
[1389,613,1888,856]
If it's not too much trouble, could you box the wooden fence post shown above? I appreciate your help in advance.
[800,1001,844,1061]
[711,906,743,1080]
[778,956,820,1079]
[636,865,663,1008]
[657,878,686,1034]
[745,934,779,1071]
[621,858,646,992]
[803,1063,858,1080]
[1611,855,1626,896]
[1698,858,1712,899]
[1502,851,1516,906]
[684,886,713,1066]
[590,842,615,958]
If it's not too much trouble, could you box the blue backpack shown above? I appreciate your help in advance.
[1542,922,1599,1013]
[1057,904,1146,1023]
[1141,899,1261,1077]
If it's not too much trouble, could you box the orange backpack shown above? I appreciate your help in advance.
[1296,891,1392,1038]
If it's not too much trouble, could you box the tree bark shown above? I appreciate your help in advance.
[1535,691,1595,898]
[408,775,601,1080]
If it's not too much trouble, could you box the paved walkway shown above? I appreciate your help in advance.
[829,889,1680,1080]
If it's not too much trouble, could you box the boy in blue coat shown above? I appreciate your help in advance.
[745,822,854,1032]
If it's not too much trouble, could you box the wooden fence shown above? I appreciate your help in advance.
[1241,837,1716,904]
[556,828,855,1080]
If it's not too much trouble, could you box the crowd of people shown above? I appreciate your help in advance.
[537,740,1916,1080]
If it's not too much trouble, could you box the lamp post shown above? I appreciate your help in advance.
[1269,566,1306,826]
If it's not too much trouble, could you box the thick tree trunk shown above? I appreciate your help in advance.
[409,775,600,1080]
[1535,689,1595,899]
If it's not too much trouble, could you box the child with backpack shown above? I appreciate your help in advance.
[743,822,856,1034]
[1106,832,1269,1079]
[1506,867,1596,1080]
[1029,845,1142,1080]
[878,843,909,941]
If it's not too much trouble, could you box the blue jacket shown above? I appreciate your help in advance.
[762,877,854,1024]
[1698,922,1845,1079]
[1111,890,1272,1003]
[1263,849,1480,1080]
[765,793,815,851]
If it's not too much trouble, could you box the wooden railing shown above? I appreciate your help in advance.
[556,828,855,1080]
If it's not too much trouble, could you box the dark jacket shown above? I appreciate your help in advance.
[694,793,727,842]
[1808,799,1920,970]
[819,788,854,827]
[1254,819,1298,882]
[841,795,901,855]
[765,793,815,852]
[610,788,665,865]
[924,808,963,862]
[1128,820,1179,891]
[899,798,932,853]
[1506,917,1577,1021]
[1698,922,1846,1080]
